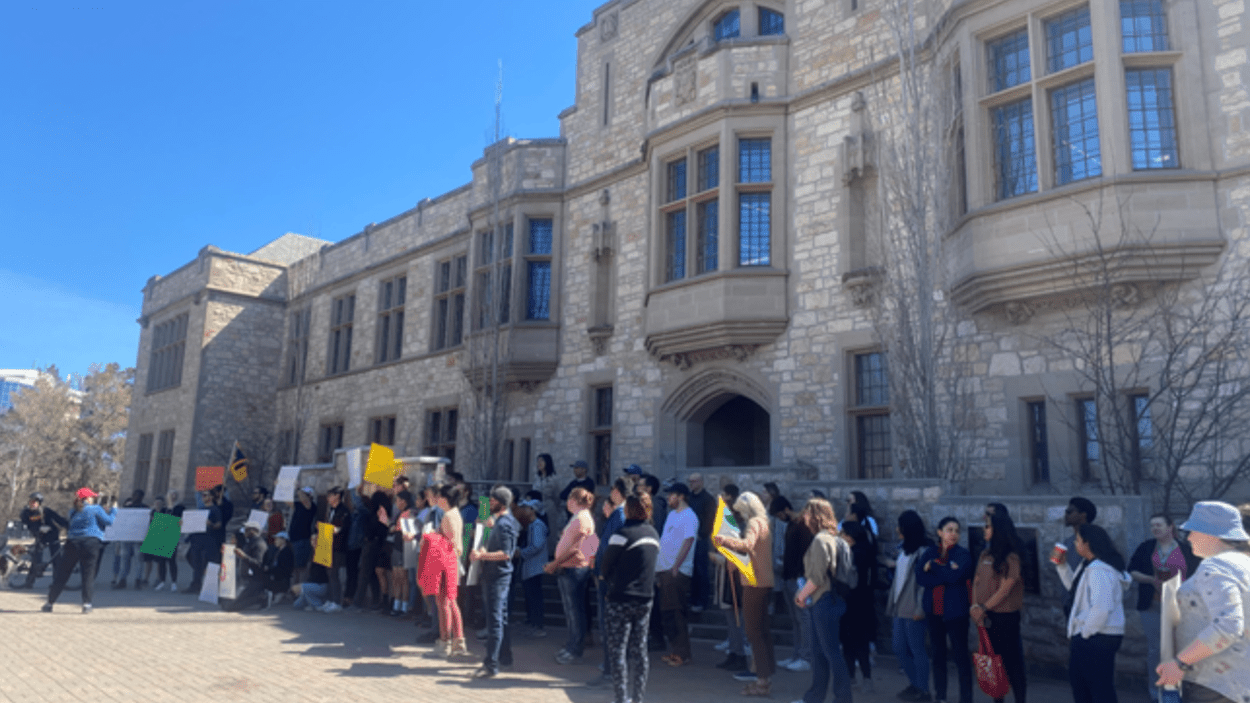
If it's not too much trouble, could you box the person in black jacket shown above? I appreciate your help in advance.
[838,520,878,692]
[221,521,271,612]
[600,493,660,703]
[1126,513,1199,703]
[263,531,295,605]
[17,493,67,588]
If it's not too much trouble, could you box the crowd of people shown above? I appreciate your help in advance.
[15,465,1250,703]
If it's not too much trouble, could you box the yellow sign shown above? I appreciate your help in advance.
[313,522,334,567]
[364,443,404,487]
[713,497,757,586]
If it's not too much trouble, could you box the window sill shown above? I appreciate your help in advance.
[144,385,183,397]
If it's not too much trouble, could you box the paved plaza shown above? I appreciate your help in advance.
[0,555,1145,703]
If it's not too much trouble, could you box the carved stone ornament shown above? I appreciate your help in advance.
[1004,300,1036,325]
[1110,282,1141,308]
[656,344,757,371]
[674,56,697,106]
[593,222,615,261]
[600,11,619,42]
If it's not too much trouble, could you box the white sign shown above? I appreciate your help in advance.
[466,523,485,586]
[274,466,301,502]
[400,517,418,538]
[247,509,269,531]
[219,547,237,600]
[346,447,364,489]
[181,509,209,534]
[103,508,151,542]
[199,563,220,604]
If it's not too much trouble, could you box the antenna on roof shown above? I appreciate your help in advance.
[494,59,504,143]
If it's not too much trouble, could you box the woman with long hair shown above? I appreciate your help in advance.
[1127,513,1199,702]
[43,487,117,614]
[837,520,877,692]
[1067,523,1131,703]
[532,452,563,544]
[971,510,1027,703]
[714,491,776,697]
[885,510,932,702]
[794,498,854,703]
[916,517,974,703]
[388,490,416,617]
[1155,501,1250,703]
[420,483,467,657]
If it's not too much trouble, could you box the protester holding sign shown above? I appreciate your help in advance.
[43,487,117,614]
[713,491,775,697]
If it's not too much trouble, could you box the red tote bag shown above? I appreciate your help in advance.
[974,625,1011,699]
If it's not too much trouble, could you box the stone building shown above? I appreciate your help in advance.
[124,0,1248,518]
[121,0,1249,679]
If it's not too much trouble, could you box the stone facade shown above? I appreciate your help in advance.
[123,0,1249,672]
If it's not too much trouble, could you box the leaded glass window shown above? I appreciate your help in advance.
[1051,78,1101,184]
[666,210,687,281]
[1121,0,1169,53]
[714,9,740,41]
[1126,69,1178,169]
[988,29,1031,92]
[993,99,1038,199]
[739,138,771,183]
[1046,7,1094,73]
[759,7,784,36]
[738,193,770,266]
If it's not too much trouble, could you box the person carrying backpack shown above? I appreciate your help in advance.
[794,498,854,703]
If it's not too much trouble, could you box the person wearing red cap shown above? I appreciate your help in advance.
[43,487,118,614]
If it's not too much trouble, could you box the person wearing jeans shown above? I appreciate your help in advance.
[515,499,549,635]
[44,487,117,614]
[548,488,596,663]
[470,486,520,679]
[888,510,933,702]
[293,559,331,610]
[793,497,853,703]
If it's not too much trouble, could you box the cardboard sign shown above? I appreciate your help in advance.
[140,512,181,558]
[180,509,209,534]
[273,466,300,502]
[219,546,237,599]
[103,508,152,542]
[199,563,220,604]
[313,522,334,567]
[364,443,402,487]
[466,523,485,586]
[346,447,364,489]
[247,509,269,531]
[195,466,225,491]
[713,497,756,586]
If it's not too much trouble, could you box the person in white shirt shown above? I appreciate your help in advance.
[1067,523,1131,703]
[656,482,699,667]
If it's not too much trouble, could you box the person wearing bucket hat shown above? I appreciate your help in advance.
[43,488,117,614]
[1155,501,1250,703]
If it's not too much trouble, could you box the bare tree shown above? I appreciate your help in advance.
[1033,191,1250,509]
[460,61,513,483]
[865,0,978,481]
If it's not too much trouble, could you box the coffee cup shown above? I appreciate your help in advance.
[1049,542,1067,565]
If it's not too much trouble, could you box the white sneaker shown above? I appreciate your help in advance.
[777,657,795,669]
[785,659,811,672]
[154,582,166,591]
[320,602,342,613]
[714,639,731,652]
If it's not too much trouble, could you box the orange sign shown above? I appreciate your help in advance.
[195,466,225,491]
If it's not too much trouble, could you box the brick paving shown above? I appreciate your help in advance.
[0,552,1145,703]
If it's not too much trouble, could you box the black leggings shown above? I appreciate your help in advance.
[157,555,179,584]
[985,610,1027,703]
[47,537,103,606]
[929,614,973,703]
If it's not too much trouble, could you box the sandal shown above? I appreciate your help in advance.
[740,680,771,697]
[664,654,690,667]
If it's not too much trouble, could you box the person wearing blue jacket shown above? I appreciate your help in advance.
[916,516,975,703]
[43,487,117,614]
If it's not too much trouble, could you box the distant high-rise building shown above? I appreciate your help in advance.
[0,369,42,414]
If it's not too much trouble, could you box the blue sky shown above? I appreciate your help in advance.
[1,0,600,377]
